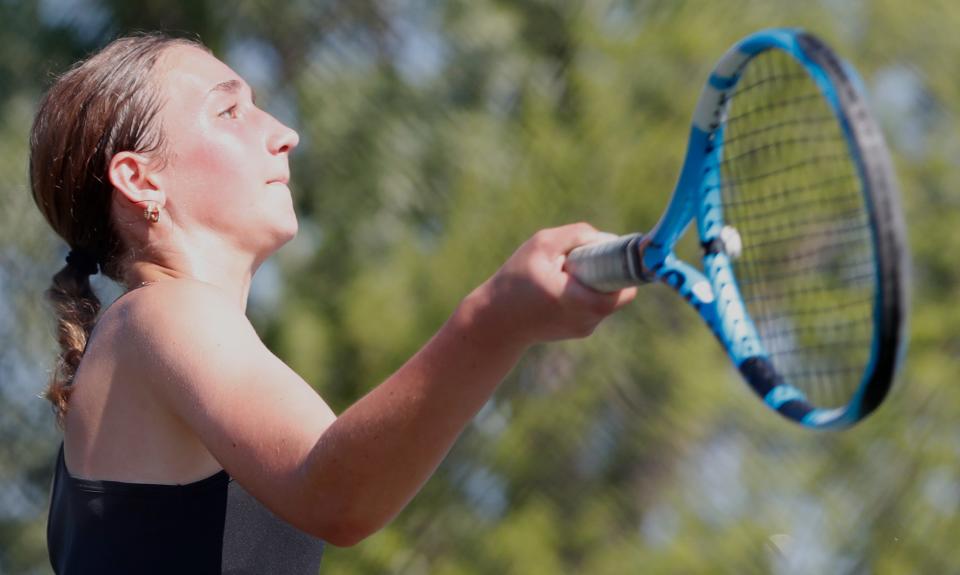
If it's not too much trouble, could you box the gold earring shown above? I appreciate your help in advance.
[144,203,160,223]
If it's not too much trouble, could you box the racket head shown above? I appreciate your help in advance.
[645,29,908,429]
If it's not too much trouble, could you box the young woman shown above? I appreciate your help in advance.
[32,33,636,574]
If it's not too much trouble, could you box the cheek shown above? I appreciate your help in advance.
[160,117,293,241]
[165,127,250,212]
[184,129,247,185]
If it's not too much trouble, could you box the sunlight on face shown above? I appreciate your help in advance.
[153,45,300,259]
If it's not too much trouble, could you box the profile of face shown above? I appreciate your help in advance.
[119,45,301,265]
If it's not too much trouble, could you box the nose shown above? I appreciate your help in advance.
[268,117,300,156]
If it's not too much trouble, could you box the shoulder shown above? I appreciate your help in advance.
[108,279,252,346]
[104,279,264,387]
[98,278,333,433]
[85,279,336,526]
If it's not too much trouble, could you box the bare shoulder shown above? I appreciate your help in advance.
[109,278,305,405]
[103,279,271,430]
[105,278,268,379]
[99,280,249,393]
[104,278,337,525]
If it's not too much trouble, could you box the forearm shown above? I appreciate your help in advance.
[298,224,635,545]
[302,283,527,544]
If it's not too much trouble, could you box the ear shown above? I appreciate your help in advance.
[108,151,166,208]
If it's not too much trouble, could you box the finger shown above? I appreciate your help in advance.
[543,222,622,255]
[561,271,626,314]
[612,286,637,311]
[589,285,636,315]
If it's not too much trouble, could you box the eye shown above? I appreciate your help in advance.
[218,104,239,119]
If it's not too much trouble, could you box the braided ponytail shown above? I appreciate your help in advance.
[44,261,101,426]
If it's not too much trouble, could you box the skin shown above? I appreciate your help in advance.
[63,45,637,546]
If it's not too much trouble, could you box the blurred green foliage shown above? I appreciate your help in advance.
[1,1,959,574]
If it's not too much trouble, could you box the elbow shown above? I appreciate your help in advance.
[310,518,380,548]
[295,473,399,546]
[323,528,371,548]
[299,500,387,547]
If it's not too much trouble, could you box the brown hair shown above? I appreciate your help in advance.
[30,33,202,425]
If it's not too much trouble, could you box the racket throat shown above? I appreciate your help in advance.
[738,356,814,422]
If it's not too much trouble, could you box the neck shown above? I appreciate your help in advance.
[124,240,258,312]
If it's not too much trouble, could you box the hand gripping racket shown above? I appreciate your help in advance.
[566,29,908,429]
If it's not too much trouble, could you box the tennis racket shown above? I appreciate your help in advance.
[565,28,908,429]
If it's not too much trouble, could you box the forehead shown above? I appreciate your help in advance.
[158,45,241,101]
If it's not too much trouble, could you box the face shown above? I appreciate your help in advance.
[151,46,300,259]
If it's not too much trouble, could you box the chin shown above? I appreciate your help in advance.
[249,201,299,256]
[269,213,299,252]
[269,212,299,248]
[275,194,299,241]
[252,219,298,272]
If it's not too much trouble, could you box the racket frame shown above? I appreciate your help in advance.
[575,28,907,429]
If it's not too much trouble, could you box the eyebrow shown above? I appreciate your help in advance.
[209,79,257,104]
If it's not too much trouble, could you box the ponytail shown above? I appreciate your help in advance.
[44,254,101,427]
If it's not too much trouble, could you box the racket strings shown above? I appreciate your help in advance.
[743,222,870,260]
[742,290,872,309]
[755,316,873,341]
[752,296,874,323]
[707,174,855,210]
[737,261,874,285]
[720,115,837,146]
[717,154,851,188]
[719,134,846,165]
[723,92,824,125]
[715,49,876,409]
[737,207,866,243]
[726,72,810,100]
[766,340,873,357]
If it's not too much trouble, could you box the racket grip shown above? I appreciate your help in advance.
[565,233,647,293]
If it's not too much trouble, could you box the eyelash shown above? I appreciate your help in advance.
[219,104,239,119]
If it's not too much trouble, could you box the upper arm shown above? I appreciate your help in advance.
[123,280,335,532]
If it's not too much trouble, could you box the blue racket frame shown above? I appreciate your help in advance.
[646,29,883,428]
[566,28,906,429]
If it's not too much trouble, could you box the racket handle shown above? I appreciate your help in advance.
[565,233,647,293]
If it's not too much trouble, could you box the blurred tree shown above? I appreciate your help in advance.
[2,1,959,574]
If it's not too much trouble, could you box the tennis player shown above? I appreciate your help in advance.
[33,33,635,574]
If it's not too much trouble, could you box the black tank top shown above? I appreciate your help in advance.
[47,444,325,574]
